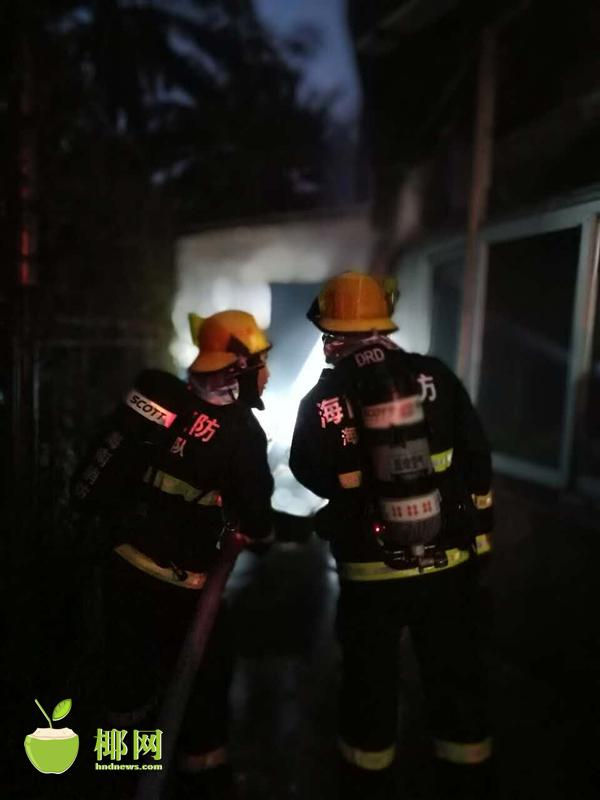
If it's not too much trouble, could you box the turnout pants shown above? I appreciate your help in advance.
[336,559,492,791]
[102,553,232,771]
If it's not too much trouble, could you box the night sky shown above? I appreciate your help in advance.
[254,0,361,124]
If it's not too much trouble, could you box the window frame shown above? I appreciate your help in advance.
[573,218,600,498]
[472,202,600,488]
[399,195,600,492]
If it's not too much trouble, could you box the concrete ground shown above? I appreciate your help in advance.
[227,504,599,800]
[3,483,599,799]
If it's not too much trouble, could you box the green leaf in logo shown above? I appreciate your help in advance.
[52,698,72,722]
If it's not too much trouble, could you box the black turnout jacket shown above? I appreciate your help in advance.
[290,348,492,564]
[129,395,273,572]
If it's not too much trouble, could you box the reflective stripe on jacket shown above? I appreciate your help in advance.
[290,349,493,564]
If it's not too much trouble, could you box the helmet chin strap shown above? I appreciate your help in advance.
[237,369,264,410]
[188,357,265,409]
[188,372,239,406]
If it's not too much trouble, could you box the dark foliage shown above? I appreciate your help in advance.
[4,1,327,317]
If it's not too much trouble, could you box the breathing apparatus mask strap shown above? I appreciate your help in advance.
[237,369,263,410]
[322,332,398,365]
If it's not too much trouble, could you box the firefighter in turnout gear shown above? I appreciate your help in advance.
[76,309,273,798]
[290,272,494,799]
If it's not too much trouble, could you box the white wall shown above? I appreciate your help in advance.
[173,210,372,516]
[172,211,372,371]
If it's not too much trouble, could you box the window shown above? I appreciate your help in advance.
[477,227,580,470]
[578,284,600,494]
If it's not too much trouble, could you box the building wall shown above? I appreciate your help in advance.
[394,191,600,509]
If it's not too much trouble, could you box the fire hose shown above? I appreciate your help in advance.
[134,527,247,800]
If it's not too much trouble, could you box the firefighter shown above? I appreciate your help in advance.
[84,310,273,799]
[289,272,494,799]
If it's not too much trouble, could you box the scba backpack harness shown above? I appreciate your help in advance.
[338,342,446,572]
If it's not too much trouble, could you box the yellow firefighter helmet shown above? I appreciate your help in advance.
[188,310,271,374]
[307,271,398,334]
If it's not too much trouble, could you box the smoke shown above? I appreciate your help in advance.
[171,213,371,515]
[171,213,371,372]
[262,337,328,516]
